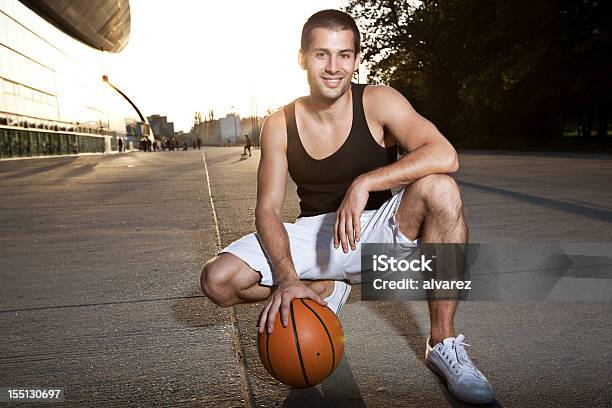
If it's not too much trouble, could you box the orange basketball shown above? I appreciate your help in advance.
[258,298,345,388]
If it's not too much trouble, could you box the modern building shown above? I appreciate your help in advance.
[0,0,143,159]
[147,114,175,140]
[191,113,240,146]
[191,118,221,146]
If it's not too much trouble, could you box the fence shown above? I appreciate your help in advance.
[0,126,108,159]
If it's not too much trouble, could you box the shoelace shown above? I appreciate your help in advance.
[439,334,481,377]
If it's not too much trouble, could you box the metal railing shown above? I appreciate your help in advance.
[0,125,107,159]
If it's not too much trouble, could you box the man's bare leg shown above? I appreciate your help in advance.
[394,174,467,346]
[200,253,334,307]
[394,174,495,404]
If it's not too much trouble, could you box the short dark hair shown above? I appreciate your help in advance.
[301,9,360,53]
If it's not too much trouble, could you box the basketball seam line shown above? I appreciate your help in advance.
[290,302,311,387]
[300,299,336,378]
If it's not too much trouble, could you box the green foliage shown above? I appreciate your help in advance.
[344,0,612,147]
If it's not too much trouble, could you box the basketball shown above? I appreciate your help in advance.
[258,298,345,388]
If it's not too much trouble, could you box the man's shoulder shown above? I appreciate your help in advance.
[363,83,404,102]
[362,84,410,122]
[263,108,287,132]
[260,108,289,149]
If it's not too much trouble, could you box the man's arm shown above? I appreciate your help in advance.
[358,85,458,190]
[255,111,326,334]
[334,85,459,252]
[255,111,295,283]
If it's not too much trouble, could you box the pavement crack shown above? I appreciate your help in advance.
[0,295,205,314]
[201,150,255,408]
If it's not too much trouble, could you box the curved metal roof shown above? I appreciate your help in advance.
[19,0,131,52]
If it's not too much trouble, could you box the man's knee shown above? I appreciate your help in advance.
[409,174,463,219]
[200,255,236,307]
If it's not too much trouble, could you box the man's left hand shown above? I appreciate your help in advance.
[334,178,369,252]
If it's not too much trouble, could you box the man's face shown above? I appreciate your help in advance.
[299,28,360,101]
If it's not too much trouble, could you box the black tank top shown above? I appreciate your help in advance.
[284,82,398,218]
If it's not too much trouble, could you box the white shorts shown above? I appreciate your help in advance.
[220,187,419,286]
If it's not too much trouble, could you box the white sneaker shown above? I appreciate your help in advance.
[425,334,495,404]
[324,280,351,315]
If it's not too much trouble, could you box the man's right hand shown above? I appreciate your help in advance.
[258,280,327,334]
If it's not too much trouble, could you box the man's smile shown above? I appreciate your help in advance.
[322,77,344,87]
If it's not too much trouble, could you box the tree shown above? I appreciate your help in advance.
[344,0,612,147]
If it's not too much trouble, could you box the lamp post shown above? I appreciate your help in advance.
[102,75,154,143]
[231,105,238,145]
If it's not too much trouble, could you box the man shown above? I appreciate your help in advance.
[201,9,494,404]
[243,134,252,157]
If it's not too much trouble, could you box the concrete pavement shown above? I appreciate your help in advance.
[0,152,243,406]
[0,148,611,407]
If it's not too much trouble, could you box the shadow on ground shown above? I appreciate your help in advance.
[0,156,80,178]
[367,301,503,407]
[457,180,612,223]
[282,356,366,408]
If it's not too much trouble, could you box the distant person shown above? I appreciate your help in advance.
[197,138,201,150]
[146,139,152,152]
[183,142,188,150]
[243,134,252,157]
[192,141,196,149]
[117,138,123,153]
[153,140,158,152]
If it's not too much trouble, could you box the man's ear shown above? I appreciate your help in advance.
[298,49,306,70]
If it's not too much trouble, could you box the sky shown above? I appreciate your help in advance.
[104,0,346,132]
